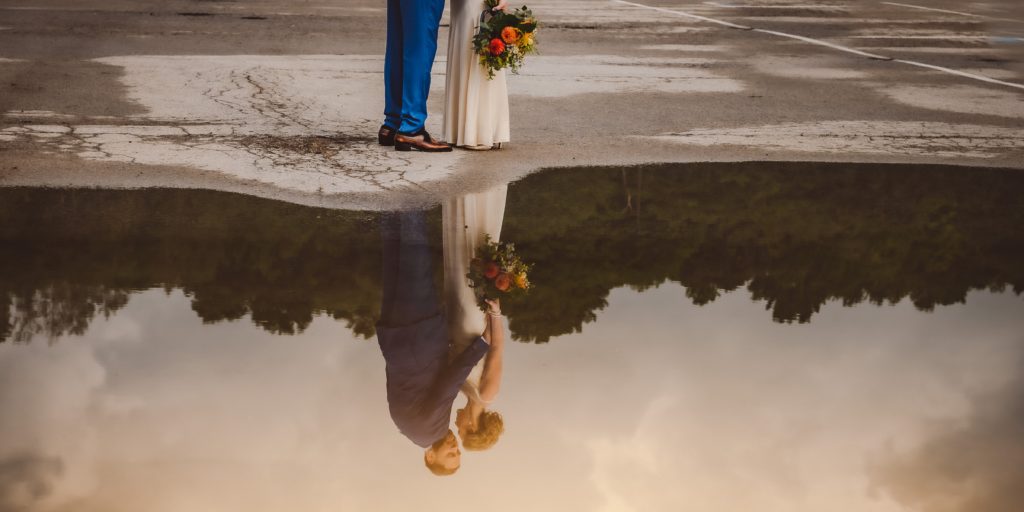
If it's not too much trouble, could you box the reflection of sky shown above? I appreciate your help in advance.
[1,286,1022,512]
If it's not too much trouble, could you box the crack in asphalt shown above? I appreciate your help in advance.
[2,125,444,193]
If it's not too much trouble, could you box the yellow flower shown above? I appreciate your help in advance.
[514,272,529,289]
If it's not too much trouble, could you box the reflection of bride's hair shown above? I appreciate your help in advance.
[462,410,504,451]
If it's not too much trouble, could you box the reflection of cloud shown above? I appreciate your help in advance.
[0,290,415,512]
[93,315,141,345]
[868,360,1024,512]
[520,285,1024,512]
[0,338,104,512]
[588,395,672,512]
[0,454,64,511]
[1,284,1022,511]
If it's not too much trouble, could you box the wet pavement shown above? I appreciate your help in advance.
[0,0,1022,207]
[2,162,1023,511]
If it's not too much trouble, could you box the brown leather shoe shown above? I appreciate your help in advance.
[378,125,396,146]
[394,130,452,152]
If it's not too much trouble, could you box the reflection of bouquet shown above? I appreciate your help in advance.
[467,235,531,312]
[472,0,539,79]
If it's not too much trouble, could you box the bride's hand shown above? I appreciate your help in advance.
[491,0,509,11]
[485,298,502,316]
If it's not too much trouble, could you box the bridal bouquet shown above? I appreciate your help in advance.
[467,235,532,312]
[473,0,539,79]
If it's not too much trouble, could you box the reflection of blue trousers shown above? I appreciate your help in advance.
[380,211,437,326]
[384,0,446,134]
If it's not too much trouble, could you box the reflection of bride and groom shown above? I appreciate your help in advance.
[376,185,509,475]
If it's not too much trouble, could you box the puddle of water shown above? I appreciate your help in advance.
[1,162,1023,511]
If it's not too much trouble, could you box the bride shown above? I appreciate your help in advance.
[444,0,511,150]
[443,184,508,450]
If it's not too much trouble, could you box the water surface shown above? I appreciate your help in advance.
[1,162,1023,512]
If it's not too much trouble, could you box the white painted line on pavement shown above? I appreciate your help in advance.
[859,46,1006,55]
[614,0,1024,90]
[881,2,1024,24]
[880,2,983,18]
[753,28,892,59]
[0,6,93,10]
[850,35,982,39]
[893,59,1024,90]
[613,0,753,30]
[849,35,1015,40]
[705,2,847,9]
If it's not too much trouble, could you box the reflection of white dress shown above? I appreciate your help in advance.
[442,184,508,404]
[443,0,511,148]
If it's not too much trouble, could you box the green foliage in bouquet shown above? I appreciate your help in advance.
[472,0,539,79]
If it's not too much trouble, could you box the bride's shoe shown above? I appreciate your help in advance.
[457,142,506,151]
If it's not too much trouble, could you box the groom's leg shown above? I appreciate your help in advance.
[383,0,404,130]
[397,0,445,135]
[379,211,438,326]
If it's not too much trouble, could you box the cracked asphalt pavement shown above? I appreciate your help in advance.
[0,0,1022,209]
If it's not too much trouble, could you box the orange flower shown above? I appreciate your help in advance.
[514,272,529,289]
[501,26,521,45]
[495,273,512,291]
[484,261,500,279]
[488,38,505,56]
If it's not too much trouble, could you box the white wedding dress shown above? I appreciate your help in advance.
[442,184,508,403]
[443,0,511,148]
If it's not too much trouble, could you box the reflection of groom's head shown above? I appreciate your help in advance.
[424,429,461,476]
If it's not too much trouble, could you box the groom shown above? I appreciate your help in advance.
[380,0,453,152]
[377,211,490,475]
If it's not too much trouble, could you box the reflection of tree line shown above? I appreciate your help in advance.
[500,163,1024,341]
[2,162,1023,344]
[0,188,384,342]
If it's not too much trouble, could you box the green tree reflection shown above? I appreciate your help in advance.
[0,188,384,342]
[501,163,1024,341]
[1,162,1022,344]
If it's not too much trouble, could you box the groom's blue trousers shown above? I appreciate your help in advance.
[384,0,446,135]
